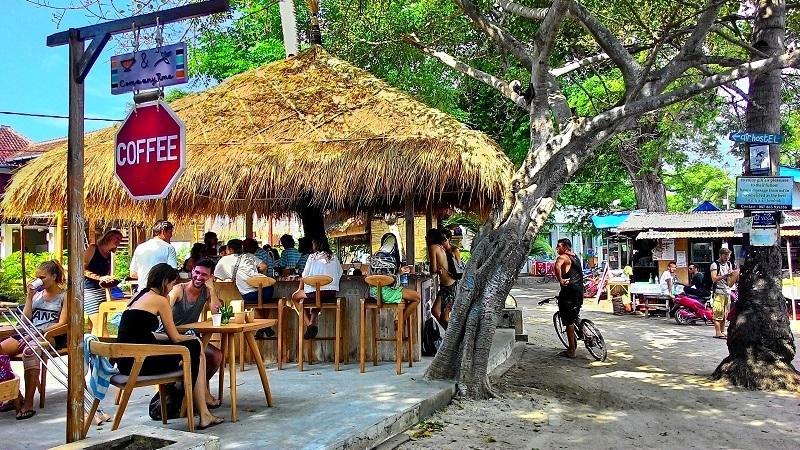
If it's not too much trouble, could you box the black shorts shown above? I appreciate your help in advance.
[558,285,583,326]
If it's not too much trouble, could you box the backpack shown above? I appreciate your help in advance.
[369,233,401,278]
[703,260,732,292]
[148,382,184,421]
[421,317,443,356]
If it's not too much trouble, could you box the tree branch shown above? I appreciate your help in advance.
[590,51,800,132]
[566,0,642,90]
[454,0,534,69]
[498,0,548,20]
[401,34,530,111]
[550,52,611,77]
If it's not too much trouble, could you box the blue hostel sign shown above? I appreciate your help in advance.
[729,132,784,144]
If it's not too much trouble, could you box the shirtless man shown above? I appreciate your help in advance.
[166,258,223,408]
[553,238,584,358]
[427,229,457,328]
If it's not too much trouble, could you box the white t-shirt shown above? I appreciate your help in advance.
[130,237,177,288]
[214,253,264,295]
[660,270,675,294]
[302,252,343,293]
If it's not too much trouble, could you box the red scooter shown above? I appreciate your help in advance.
[670,292,713,325]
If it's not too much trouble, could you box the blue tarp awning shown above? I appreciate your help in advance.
[591,212,630,229]
[780,165,800,183]
[692,201,720,212]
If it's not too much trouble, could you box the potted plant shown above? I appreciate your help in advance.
[212,302,234,325]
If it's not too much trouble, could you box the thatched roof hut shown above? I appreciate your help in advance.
[2,46,511,222]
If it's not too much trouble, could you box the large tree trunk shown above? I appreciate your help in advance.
[712,0,800,390]
[618,121,668,212]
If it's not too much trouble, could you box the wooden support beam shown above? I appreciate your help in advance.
[425,209,433,234]
[245,213,254,239]
[159,197,169,221]
[66,31,86,443]
[405,197,415,265]
[55,212,64,263]
[20,224,26,290]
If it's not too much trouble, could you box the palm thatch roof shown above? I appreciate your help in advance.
[2,46,511,222]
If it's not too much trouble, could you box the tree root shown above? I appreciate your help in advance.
[712,354,800,391]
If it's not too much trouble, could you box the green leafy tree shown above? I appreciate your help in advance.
[665,163,734,212]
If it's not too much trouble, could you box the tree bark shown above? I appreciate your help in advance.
[712,0,800,390]
[617,121,668,212]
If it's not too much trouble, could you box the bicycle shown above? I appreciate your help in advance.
[538,297,607,361]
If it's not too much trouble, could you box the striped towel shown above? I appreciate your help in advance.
[83,334,118,400]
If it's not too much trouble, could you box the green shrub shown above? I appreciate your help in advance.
[0,251,66,304]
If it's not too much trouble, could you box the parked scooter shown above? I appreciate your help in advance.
[670,292,713,325]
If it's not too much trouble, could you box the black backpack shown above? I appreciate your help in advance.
[703,260,732,291]
[369,233,401,277]
[421,317,443,356]
[148,382,184,421]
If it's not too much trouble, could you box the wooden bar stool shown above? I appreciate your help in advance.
[295,275,347,371]
[359,275,414,375]
[246,276,287,369]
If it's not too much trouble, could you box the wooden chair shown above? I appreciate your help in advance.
[83,338,195,438]
[26,323,68,409]
[93,300,128,338]
[359,275,415,375]
[246,276,286,369]
[295,275,348,371]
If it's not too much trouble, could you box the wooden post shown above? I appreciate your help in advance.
[425,209,433,234]
[405,196,415,265]
[268,215,274,245]
[365,213,372,254]
[66,30,86,443]
[55,211,64,263]
[245,213,254,239]
[193,220,199,243]
[20,224,26,290]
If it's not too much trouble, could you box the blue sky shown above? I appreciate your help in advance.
[0,1,183,142]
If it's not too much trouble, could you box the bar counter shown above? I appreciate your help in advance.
[253,274,434,364]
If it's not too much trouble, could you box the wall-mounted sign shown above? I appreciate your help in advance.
[729,131,784,144]
[751,228,779,246]
[735,176,793,210]
[653,238,675,261]
[748,144,770,175]
[752,212,778,228]
[111,42,187,95]
[733,217,753,233]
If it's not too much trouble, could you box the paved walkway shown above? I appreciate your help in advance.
[402,284,800,449]
[1,330,515,450]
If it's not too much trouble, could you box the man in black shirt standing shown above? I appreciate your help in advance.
[554,238,584,358]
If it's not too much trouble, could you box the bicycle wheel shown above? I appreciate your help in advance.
[581,319,607,361]
[553,311,569,349]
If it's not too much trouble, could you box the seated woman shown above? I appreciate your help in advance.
[0,261,67,420]
[182,243,208,275]
[116,263,224,429]
[291,237,343,339]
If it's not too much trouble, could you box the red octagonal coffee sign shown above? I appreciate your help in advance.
[114,101,186,200]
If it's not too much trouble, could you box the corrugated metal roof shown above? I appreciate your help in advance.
[638,229,800,239]
[619,211,743,231]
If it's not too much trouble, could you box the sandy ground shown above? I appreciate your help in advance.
[400,283,800,450]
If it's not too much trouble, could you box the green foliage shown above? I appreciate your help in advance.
[0,252,60,303]
[665,162,734,212]
[530,238,555,258]
[113,250,131,282]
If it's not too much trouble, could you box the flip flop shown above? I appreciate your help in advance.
[556,350,576,359]
[197,416,225,430]
[713,335,727,339]
[207,399,222,410]
[16,410,35,420]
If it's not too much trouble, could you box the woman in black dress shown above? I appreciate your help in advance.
[117,263,224,429]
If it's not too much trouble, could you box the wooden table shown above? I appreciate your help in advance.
[0,325,16,340]
[177,318,276,422]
